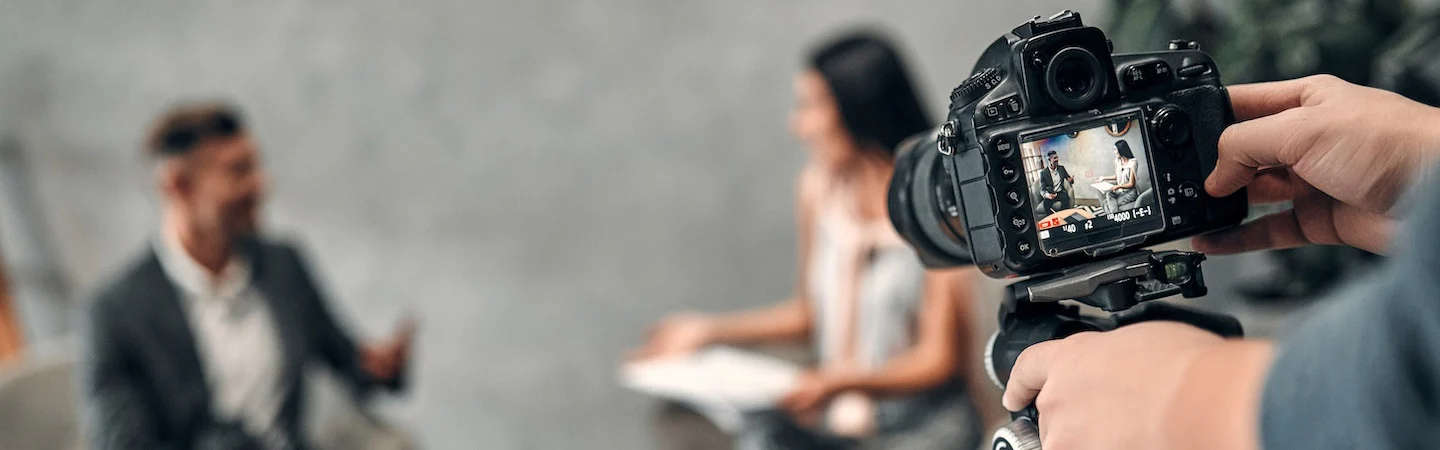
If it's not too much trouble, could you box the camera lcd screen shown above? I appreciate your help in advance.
[1020,114,1164,256]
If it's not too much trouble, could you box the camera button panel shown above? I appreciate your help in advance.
[1121,61,1174,90]
[978,95,1025,126]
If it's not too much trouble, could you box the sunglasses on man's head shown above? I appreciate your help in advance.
[159,112,243,155]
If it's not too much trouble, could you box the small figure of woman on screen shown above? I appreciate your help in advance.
[1097,140,1138,214]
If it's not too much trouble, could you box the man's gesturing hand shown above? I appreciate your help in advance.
[1001,322,1273,450]
[1194,75,1440,255]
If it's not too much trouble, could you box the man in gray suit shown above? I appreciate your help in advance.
[81,102,414,450]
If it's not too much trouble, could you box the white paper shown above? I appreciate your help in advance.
[621,347,801,432]
[1091,181,1116,192]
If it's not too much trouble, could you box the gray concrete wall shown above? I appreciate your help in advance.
[0,1,1110,448]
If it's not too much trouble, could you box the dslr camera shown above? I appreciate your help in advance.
[888,10,1247,277]
[887,11,1251,449]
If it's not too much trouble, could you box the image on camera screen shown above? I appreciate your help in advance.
[1020,114,1164,255]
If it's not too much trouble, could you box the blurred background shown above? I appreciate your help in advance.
[0,0,1428,449]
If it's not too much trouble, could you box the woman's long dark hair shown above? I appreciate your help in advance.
[1115,140,1135,160]
[808,30,931,158]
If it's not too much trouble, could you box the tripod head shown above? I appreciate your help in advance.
[984,249,1243,450]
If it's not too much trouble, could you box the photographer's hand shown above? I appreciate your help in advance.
[1195,75,1440,255]
[1002,322,1273,450]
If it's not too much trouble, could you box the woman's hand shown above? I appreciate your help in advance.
[779,371,842,418]
[629,313,715,361]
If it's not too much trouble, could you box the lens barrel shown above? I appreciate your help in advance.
[887,130,975,268]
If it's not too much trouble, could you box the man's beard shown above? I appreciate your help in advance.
[225,197,262,238]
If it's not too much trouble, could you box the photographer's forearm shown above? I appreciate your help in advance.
[703,298,813,346]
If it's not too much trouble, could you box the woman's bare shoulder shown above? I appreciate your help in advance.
[797,164,834,205]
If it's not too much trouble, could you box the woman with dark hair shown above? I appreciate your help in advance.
[1098,140,1140,213]
[631,30,983,449]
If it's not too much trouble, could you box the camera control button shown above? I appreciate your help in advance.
[999,163,1019,182]
[1152,62,1173,79]
[1003,189,1024,207]
[1015,240,1035,257]
[982,102,1004,122]
[991,136,1015,156]
[1001,95,1024,117]
[1123,66,1147,88]
[1179,182,1200,199]
[1152,107,1194,148]
[1122,61,1173,90]
[1009,214,1029,231]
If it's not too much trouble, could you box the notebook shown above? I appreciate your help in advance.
[621,346,801,432]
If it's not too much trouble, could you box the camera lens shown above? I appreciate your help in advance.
[887,131,975,268]
[1044,46,1107,111]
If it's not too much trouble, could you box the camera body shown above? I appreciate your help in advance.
[889,11,1247,278]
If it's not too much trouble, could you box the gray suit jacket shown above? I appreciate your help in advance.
[80,239,394,450]
[1261,165,1440,448]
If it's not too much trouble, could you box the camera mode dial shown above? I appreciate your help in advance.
[951,67,1005,109]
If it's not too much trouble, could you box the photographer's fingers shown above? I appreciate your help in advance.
[1209,108,1311,197]
[1227,75,1334,121]
[1002,339,1064,412]
[1191,209,1308,254]
[1247,168,1295,204]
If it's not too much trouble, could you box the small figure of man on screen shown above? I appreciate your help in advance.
[1040,150,1074,212]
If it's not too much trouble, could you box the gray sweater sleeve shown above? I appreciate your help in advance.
[1261,177,1440,448]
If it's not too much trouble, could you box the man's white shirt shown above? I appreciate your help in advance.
[155,233,286,446]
